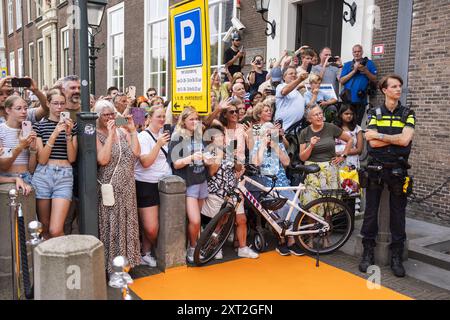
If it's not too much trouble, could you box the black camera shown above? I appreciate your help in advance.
[328,56,339,63]
[361,57,369,66]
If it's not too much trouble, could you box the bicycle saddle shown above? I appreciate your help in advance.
[289,163,321,175]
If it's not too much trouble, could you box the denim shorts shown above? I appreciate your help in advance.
[0,172,33,185]
[31,164,73,201]
[186,181,209,200]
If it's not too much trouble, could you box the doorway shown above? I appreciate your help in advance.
[296,0,343,56]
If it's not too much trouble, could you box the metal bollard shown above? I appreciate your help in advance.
[108,256,133,300]
[24,221,44,300]
[27,221,44,247]
[8,189,21,300]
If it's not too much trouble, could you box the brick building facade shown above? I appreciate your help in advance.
[1,0,450,224]
[2,0,80,88]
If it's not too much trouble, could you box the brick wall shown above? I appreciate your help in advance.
[371,0,399,107]
[238,0,267,74]
[406,0,450,224]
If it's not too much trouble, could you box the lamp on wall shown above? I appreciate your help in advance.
[343,1,357,26]
[86,0,107,95]
[254,0,276,39]
[87,0,107,28]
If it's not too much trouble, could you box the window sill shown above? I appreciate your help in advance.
[57,1,69,9]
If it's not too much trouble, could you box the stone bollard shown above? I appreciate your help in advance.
[356,185,408,265]
[34,235,106,300]
[0,184,36,299]
[157,175,187,271]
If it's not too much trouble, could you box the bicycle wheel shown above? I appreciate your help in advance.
[293,197,352,255]
[194,204,236,266]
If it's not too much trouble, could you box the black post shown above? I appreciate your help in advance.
[77,0,99,237]
[89,32,97,95]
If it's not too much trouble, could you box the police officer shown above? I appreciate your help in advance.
[359,74,415,277]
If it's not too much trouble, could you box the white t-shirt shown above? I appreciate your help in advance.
[135,129,172,183]
[275,83,306,131]
[335,125,362,169]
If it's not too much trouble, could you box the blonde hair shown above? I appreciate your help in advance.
[4,95,24,109]
[148,105,164,118]
[309,73,322,84]
[252,102,270,122]
[175,106,199,133]
[46,88,66,104]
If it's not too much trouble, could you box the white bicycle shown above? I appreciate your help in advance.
[194,164,353,265]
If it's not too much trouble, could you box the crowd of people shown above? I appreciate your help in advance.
[0,35,415,278]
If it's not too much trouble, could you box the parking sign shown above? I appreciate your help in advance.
[170,0,210,115]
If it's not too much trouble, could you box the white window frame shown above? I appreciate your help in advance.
[209,0,234,74]
[36,0,43,18]
[7,0,14,34]
[60,26,70,77]
[143,0,169,98]
[37,38,44,88]
[16,0,22,30]
[9,51,16,76]
[107,2,125,91]
[28,42,34,79]
[27,0,32,24]
[17,48,23,77]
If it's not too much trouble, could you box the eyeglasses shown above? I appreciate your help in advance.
[148,93,156,97]
[50,102,66,107]
[227,110,238,115]
[311,112,324,118]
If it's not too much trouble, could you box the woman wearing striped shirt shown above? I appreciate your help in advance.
[32,89,78,239]
[0,96,38,185]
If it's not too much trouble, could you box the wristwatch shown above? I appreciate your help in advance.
[378,133,385,141]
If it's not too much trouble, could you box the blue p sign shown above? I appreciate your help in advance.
[174,8,202,68]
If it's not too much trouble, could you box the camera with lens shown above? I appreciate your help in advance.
[360,57,369,66]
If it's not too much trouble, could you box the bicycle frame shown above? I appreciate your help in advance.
[230,175,331,237]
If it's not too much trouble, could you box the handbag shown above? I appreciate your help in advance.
[98,130,122,207]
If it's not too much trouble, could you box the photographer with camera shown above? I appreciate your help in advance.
[248,55,269,95]
[312,47,342,97]
[359,74,415,278]
[224,32,246,77]
[340,45,378,126]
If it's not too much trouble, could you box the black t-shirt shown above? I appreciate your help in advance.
[168,133,207,187]
[224,47,243,76]
[249,70,268,95]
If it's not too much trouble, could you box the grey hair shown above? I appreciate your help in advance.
[305,105,322,120]
[93,99,117,116]
[61,75,80,89]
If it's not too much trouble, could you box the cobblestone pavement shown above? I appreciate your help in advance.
[319,251,450,300]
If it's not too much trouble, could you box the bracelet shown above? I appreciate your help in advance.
[29,149,37,155]
[66,135,73,140]
[46,143,54,148]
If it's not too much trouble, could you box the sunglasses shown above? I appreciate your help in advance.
[227,109,238,115]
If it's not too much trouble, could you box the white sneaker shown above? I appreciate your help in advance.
[214,249,223,260]
[237,246,259,259]
[186,247,195,263]
[140,252,157,267]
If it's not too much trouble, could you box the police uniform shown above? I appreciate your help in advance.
[361,103,415,250]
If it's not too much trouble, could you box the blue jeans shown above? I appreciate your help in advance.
[0,172,33,185]
[31,164,73,200]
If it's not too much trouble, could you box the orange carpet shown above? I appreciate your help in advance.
[130,252,412,300]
